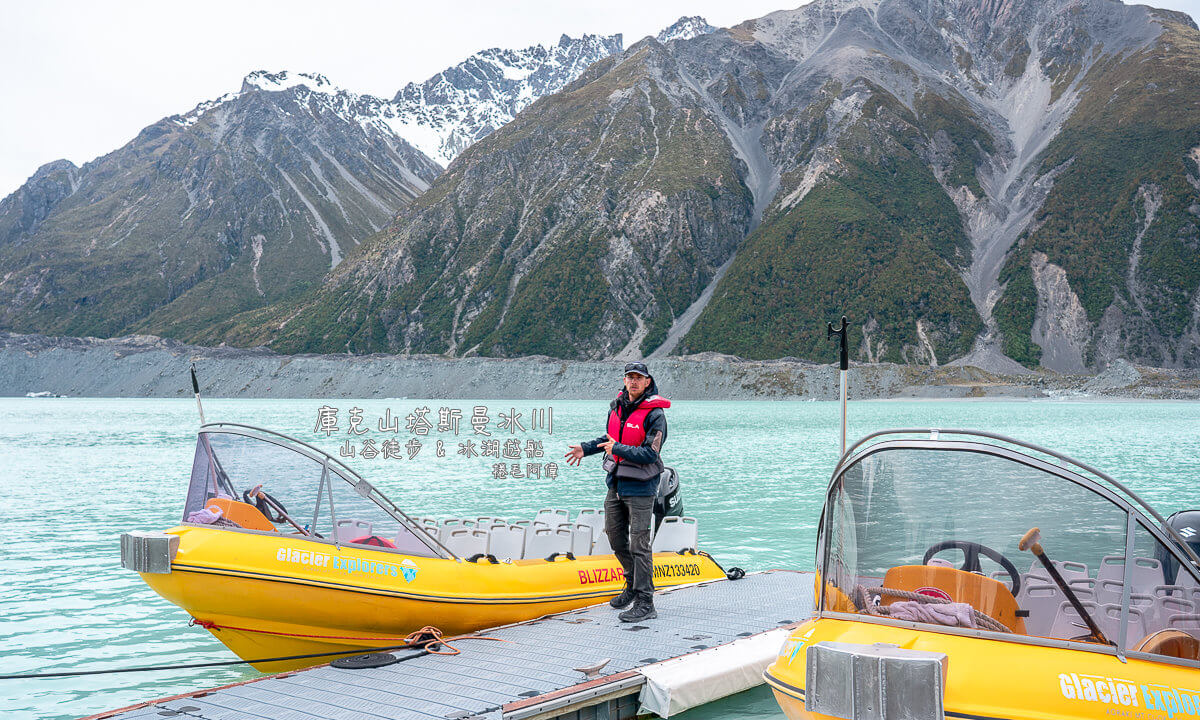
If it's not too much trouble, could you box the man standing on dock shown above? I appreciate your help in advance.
[565,361,670,623]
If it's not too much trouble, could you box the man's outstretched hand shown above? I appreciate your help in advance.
[564,445,585,466]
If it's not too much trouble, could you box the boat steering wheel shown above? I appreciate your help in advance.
[923,540,1021,596]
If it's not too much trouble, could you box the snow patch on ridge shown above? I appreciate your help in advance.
[243,70,337,95]
[656,16,717,43]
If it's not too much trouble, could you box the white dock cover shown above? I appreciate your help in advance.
[637,627,793,717]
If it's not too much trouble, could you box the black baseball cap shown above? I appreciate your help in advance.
[624,361,651,377]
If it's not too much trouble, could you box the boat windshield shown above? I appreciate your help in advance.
[182,426,442,558]
[820,438,1200,664]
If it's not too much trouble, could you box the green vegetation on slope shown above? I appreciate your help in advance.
[993,22,1200,366]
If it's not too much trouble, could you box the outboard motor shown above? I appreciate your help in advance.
[1157,510,1200,584]
[654,466,683,531]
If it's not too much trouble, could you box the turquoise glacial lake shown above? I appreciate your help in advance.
[3,397,1199,719]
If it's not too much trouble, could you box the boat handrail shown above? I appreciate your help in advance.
[196,422,459,561]
[829,428,1200,572]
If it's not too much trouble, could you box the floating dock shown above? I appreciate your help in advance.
[94,570,813,720]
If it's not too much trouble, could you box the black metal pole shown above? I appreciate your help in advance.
[827,316,849,455]
[191,363,207,425]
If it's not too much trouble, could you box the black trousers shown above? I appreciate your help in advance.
[604,488,655,602]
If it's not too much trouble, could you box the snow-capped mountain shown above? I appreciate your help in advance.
[655,16,717,42]
[242,0,1200,371]
[0,17,714,344]
[0,69,440,341]
[386,33,624,166]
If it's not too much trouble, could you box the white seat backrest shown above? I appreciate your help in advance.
[1096,555,1163,589]
[576,509,605,534]
[591,526,614,555]
[1049,600,1100,640]
[335,519,373,542]
[1167,613,1200,636]
[652,516,699,553]
[524,527,569,560]
[534,508,570,526]
[1096,556,1127,583]
[438,519,479,542]
[488,525,525,561]
[1129,557,1165,590]
[1057,561,1089,582]
[1150,596,1196,633]
[1100,603,1147,641]
[1067,580,1096,602]
[1096,579,1125,606]
[569,524,592,557]
[1019,583,1065,636]
[444,528,488,558]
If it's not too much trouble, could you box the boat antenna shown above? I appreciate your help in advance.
[190,362,207,425]
[827,316,849,456]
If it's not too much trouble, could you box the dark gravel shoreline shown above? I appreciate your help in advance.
[2,333,1198,400]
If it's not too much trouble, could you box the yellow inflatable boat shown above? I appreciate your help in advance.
[765,429,1200,720]
[121,423,726,670]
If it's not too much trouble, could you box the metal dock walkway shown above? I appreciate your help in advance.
[96,570,813,720]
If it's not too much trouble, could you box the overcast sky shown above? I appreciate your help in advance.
[3,0,1198,198]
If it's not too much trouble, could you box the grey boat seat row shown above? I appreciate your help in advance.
[404,508,700,561]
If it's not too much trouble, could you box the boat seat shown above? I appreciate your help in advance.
[1048,600,1102,641]
[1097,579,1125,606]
[568,523,592,557]
[576,509,605,536]
[524,527,571,560]
[203,498,276,532]
[1097,555,1164,589]
[1100,602,1148,641]
[1017,583,1066,636]
[488,525,525,561]
[1168,613,1200,637]
[881,565,1026,633]
[1134,629,1200,660]
[534,508,570,526]
[438,519,475,542]
[443,528,488,558]
[1149,595,1195,631]
[1068,578,1096,597]
[592,526,613,555]
[1027,560,1087,582]
[334,519,372,543]
[652,516,699,553]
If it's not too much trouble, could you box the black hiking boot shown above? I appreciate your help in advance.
[619,598,657,623]
[609,586,636,609]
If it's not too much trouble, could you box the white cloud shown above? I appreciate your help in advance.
[0,0,786,197]
[2,0,1198,197]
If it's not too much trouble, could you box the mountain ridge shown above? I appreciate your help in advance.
[224,0,1200,371]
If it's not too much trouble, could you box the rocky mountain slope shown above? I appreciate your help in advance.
[233,0,1200,369]
[0,70,441,340]
[0,24,718,344]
